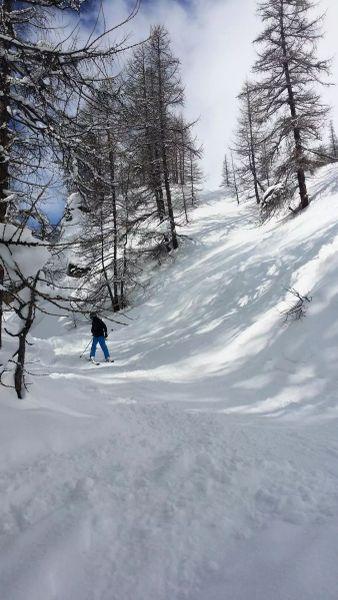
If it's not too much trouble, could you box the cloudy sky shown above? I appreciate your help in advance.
[78,0,338,187]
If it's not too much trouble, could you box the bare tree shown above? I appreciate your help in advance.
[169,114,203,218]
[147,25,185,250]
[123,44,167,223]
[0,0,139,396]
[221,154,230,188]
[230,151,240,205]
[188,147,203,206]
[234,81,264,204]
[253,0,330,211]
[329,121,338,160]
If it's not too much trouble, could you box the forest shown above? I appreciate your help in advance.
[2,0,337,399]
[1,2,338,600]
[0,1,202,397]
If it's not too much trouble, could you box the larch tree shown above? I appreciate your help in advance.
[230,151,240,205]
[169,114,202,220]
[147,25,185,250]
[123,43,167,225]
[234,81,264,204]
[253,0,330,211]
[1,6,201,398]
[221,154,230,188]
[187,145,203,207]
[329,121,338,160]
[123,26,200,249]
[0,0,137,397]
[65,82,143,314]
[61,26,202,319]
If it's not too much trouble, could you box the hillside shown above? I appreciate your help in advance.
[1,165,338,600]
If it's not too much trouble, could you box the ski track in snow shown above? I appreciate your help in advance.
[1,165,338,599]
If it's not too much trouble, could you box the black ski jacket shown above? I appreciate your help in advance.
[91,316,108,338]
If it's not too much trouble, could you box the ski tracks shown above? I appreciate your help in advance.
[1,406,338,600]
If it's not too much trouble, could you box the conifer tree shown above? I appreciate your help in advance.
[123,26,200,248]
[234,81,263,204]
[0,0,135,396]
[329,121,338,160]
[123,44,166,223]
[147,25,184,249]
[230,152,240,205]
[221,154,230,188]
[253,0,330,210]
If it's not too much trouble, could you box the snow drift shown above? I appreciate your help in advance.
[1,165,338,600]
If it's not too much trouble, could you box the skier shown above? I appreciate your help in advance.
[89,312,113,363]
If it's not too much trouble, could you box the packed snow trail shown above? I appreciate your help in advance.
[1,165,338,600]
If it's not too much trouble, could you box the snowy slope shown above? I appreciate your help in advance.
[1,165,338,600]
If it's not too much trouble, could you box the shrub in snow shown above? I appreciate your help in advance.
[282,288,312,322]
[260,183,291,220]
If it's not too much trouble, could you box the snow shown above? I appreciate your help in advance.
[59,192,91,277]
[0,223,50,280]
[1,164,338,599]
[263,182,284,202]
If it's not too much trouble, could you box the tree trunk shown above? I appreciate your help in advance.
[142,56,166,222]
[180,130,188,222]
[99,208,116,310]
[190,152,195,206]
[153,141,166,220]
[14,276,38,399]
[262,141,271,188]
[225,155,230,187]
[231,152,240,205]
[122,165,131,307]
[0,0,12,349]
[107,135,120,312]
[280,0,309,209]
[155,39,178,250]
[330,122,337,159]
[245,85,260,204]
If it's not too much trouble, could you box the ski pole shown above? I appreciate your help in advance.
[80,338,92,358]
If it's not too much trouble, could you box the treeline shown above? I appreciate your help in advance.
[0,2,201,398]
[222,0,336,218]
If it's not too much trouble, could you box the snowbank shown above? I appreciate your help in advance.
[0,222,50,279]
[1,165,338,600]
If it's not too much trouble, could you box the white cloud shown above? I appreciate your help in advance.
[319,0,338,127]
[83,0,338,187]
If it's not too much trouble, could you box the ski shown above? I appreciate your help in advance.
[87,358,114,366]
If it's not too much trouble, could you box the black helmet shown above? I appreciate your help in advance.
[89,312,96,319]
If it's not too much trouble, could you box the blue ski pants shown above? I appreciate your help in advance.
[90,336,110,359]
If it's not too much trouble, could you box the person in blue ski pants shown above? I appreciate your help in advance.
[89,313,111,362]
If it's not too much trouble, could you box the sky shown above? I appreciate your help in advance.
[77,0,259,187]
[73,0,338,188]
